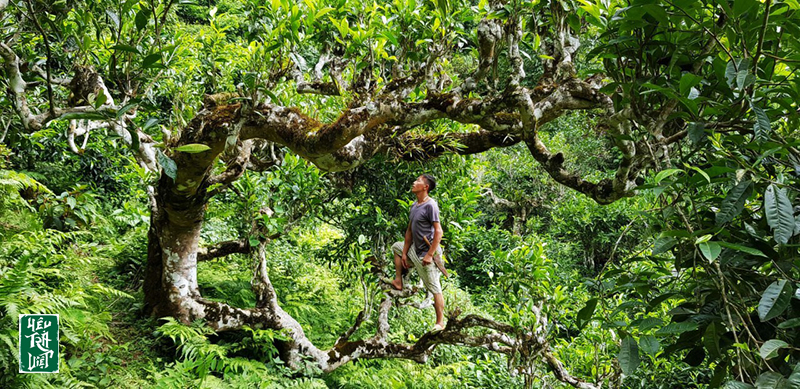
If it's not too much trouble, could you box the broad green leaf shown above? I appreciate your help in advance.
[704,324,721,357]
[655,168,683,184]
[94,92,107,108]
[734,0,757,16]
[699,241,721,261]
[723,381,754,389]
[577,298,597,327]
[764,184,794,245]
[777,318,800,329]
[726,58,751,87]
[157,150,177,180]
[756,372,789,388]
[760,339,789,360]
[656,321,698,335]
[789,366,800,388]
[639,335,660,356]
[688,122,706,143]
[680,73,703,96]
[143,53,163,69]
[135,8,150,31]
[758,280,793,321]
[618,336,640,376]
[635,317,663,331]
[752,103,772,142]
[175,144,211,153]
[653,236,677,254]
[716,180,753,225]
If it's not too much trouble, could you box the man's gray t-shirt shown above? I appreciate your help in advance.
[409,199,440,257]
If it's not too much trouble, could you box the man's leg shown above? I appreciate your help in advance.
[390,242,406,290]
[417,248,444,328]
[433,293,444,327]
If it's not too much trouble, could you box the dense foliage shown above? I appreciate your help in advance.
[1,0,799,388]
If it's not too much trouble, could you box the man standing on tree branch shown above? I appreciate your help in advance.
[390,174,446,332]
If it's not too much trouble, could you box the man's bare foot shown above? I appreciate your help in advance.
[390,279,403,291]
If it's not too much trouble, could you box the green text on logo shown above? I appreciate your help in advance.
[19,314,59,373]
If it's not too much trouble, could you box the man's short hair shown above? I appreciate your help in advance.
[421,174,437,192]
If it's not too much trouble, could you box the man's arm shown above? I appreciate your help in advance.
[423,222,443,265]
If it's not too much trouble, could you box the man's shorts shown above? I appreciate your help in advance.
[391,241,442,295]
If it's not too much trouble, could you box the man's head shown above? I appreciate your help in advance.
[412,174,437,194]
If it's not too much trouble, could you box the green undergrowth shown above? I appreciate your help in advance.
[0,169,574,388]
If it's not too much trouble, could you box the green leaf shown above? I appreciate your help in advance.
[59,112,107,121]
[680,73,703,96]
[760,339,789,360]
[777,318,800,329]
[699,241,721,261]
[687,165,711,183]
[143,53,163,69]
[577,298,597,328]
[143,117,159,130]
[655,168,683,184]
[723,381,754,389]
[249,236,260,247]
[752,103,772,142]
[726,59,751,87]
[157,150,177,180]
[716,180,753,225]
[174,144,211,153]
[764,184,794,245]
[758,280,793,321]
[653,236,677,254]
[656,321,698,335]
[704,324,721,357]
[756,372,789,388]
[135,8,150,31]
[734,0,757,17]
[94,92,107,108]
[688,122,706,143]
[717,241,767,257]
[382,30,399,47]
[639,335,660,356]
[618,336,640,376]
[635,317,663,331]
[116,102,139,119]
